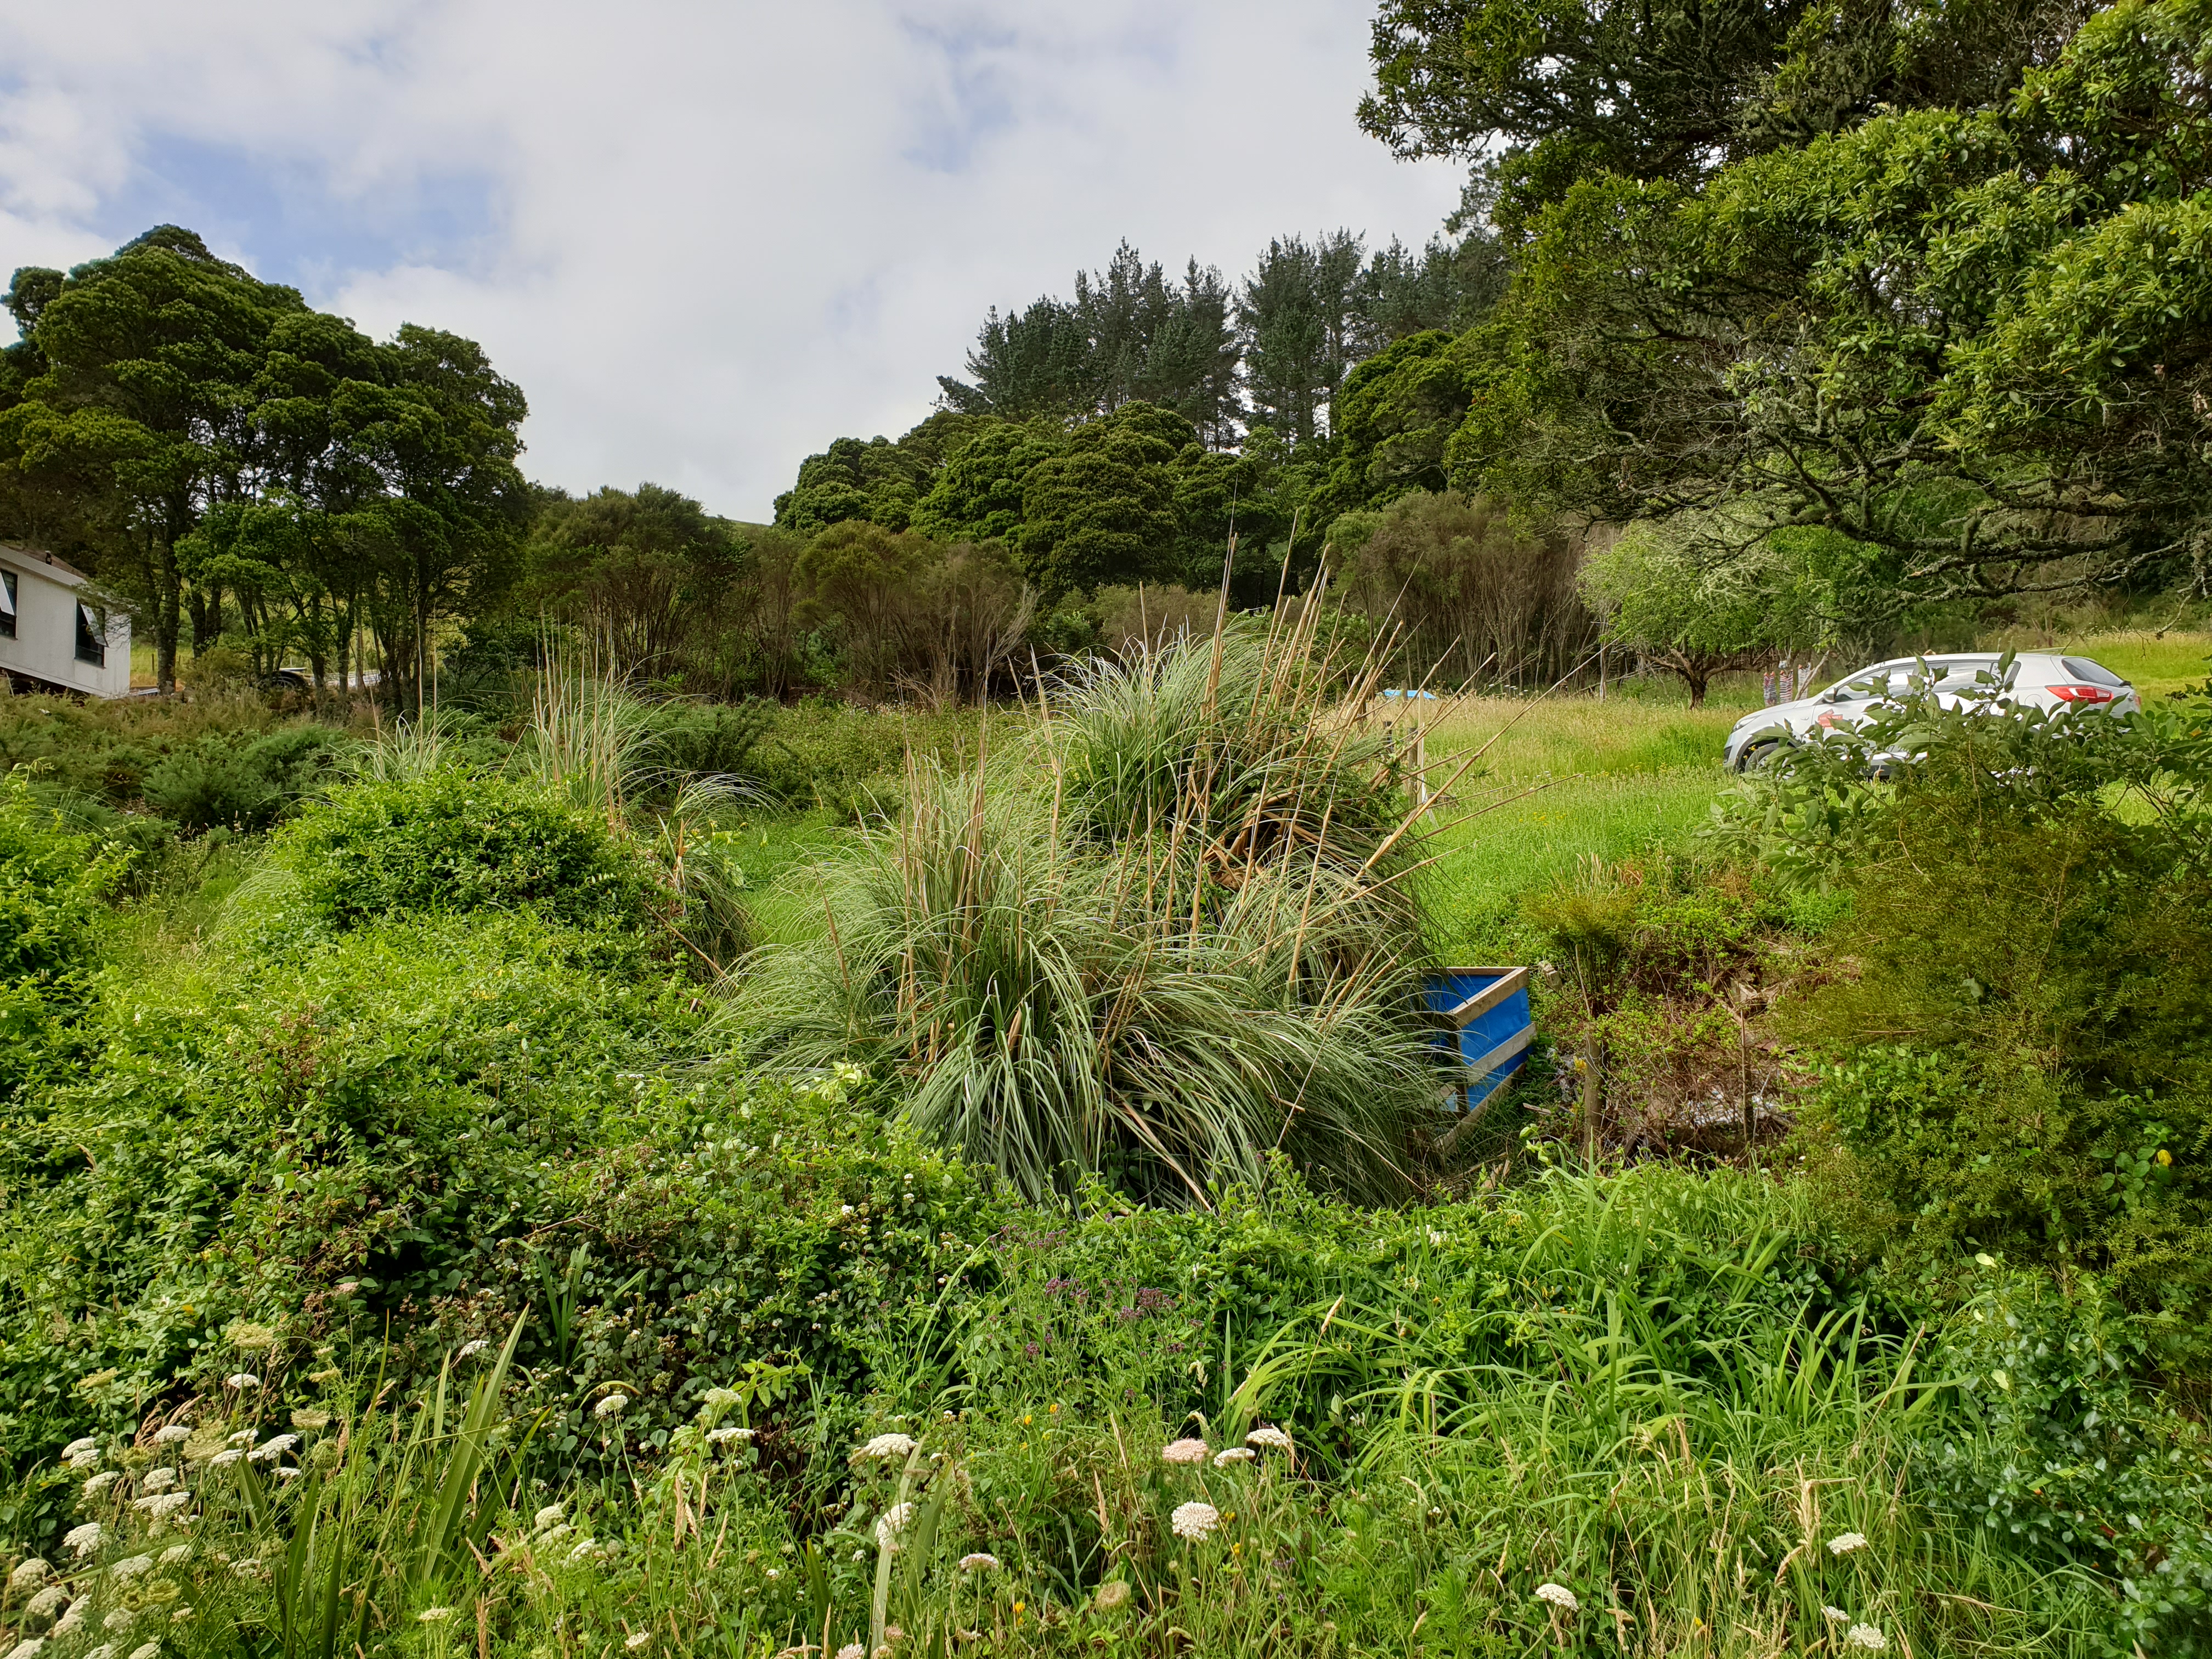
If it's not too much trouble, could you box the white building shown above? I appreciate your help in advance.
[0,542,132,697]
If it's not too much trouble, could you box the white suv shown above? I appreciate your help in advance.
[1722,652,2139,771]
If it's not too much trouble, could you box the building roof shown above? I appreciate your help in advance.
[0,542,91,584]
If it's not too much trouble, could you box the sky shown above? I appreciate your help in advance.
[0,2,1467,522]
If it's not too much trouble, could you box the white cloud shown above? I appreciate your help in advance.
[0,1,1464,520]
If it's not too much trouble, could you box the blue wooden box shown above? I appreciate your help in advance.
[1424,966,1534,1113]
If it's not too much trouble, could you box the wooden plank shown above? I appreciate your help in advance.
[1463,1026,1532,1082]
[1444,966,1531,1029]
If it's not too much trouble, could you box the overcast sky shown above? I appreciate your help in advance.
[0,2,1466,521]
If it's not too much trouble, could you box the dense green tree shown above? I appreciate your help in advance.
[908,421,1069,545]
[1237,232,1368,447]
[1446,0,2212,604]
[0,228,306,690]
[774,414,999,537]
[1317,329,1476,515]
[1358,0,2090,235]
[1015,402,1189,595]
[520,483,742,677]
[938,244,1242,442]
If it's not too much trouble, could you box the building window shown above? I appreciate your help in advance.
[75,600,106,667]
[0,570,15,640]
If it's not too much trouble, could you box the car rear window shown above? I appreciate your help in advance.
[2062,656,2129,688]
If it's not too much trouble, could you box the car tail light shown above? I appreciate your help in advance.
[2049,685,2117,704]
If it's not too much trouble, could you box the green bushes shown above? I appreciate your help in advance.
[1722,692,2212,1348]
[281,770,663,932]
[0,777,132,1102]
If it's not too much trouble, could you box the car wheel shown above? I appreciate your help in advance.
[1739,739,1784,773]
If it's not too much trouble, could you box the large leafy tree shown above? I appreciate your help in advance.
[0,227,304,690]
[1359,0,2089,233]
[1,228,529,697]
[1447,0,2212,605]
[520,483,742,677]
[1015,403,1190,595]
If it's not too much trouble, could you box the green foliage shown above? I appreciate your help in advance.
[0,775,131,1103]
[279,770,661,933]
[139,724,346,832]
[1723,691,2212,1345]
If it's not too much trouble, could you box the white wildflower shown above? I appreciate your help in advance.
[593,1395,629,1420]
[457,1340,489,1358]
[1827,1532,1869,1557]
[63,1436,99,1458]
[290,1410,331,1431]
[9,1558,53,1593]
[102,1609,135,1633]
[764,1568,781,1581]
[5,1643,46,1659]
[64,1448,101,1471]
[836,1646,865,1659]
[65,1521,105,1556]
[274,1466,302,1480]
[230,1559,263,1578]
[151,1426,191,1446]
[701,1387,742,1410]
[142,1468,178,1492]
[84,1646,116,1659]
[159,1546,192,1566]
[131,1647,162,1659]
[134,1491,191,1519]
[875,1502,915,1549]
[1169,1500,1220,1541]
[109,1555,154,1581]
[227,1430,258,1446]
[1212,1447,1254,1466]
[1535,1583,1579,1613]
[1159,1438,1209,1466]
[208,1449,244,1468]
[1823,1606,1849,1624]
[958,1553,1000,1572]
[533,1503,566,1531]
[540,1524,572,1544]
[857,1432,916,1459]
[566,1538,597,1565]
[707,1426,754,1445]
[417,1607,454,1623]
[51,1602,85,1636]
[82,1471,122,1498]
[225,1374,259,1390]
[1845,1625,1887,1651]
[21,1585,67,1622]
[247,1434,299,1463]
[626,1633,652,1650]
[1245,1426,1294,1453]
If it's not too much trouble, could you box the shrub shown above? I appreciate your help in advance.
[281,770,663,932]
[1724,690,2212,1346]
[139,724,346,831]
[0,775,133,1102]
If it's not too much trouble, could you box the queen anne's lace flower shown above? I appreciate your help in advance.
[64,1521,105,1557]
[836,1646,865,1659]
[533,1503,566,1531]
[874,1502,915,1549]
[1824,1607,1849,1624]
[108,1556,154,1581]
[9,1558,53,1594]
[1159,1438,1210,1466]
[141,1469,178,1493]
[1212,1447,1254,1466]
[82,1471,122,1497]
[225,1374,260,1390]
[65,1447,101,1471]
[134,1493,191,1519]
[417,1607,453,1623]
[1844,1625,1887,1651]
[858,1432,917,1459]
[625,1633,651,1651]
[246,1435,299,1463]
[1245,1426,1294,1452]
[151,1426,191,1446]
[565,1538,598,1565]
[1827,1532,1869,1556]
[702,1387,742,1410]
[1170,1500,1220,1541]
[130,1645,163,1659]
[958,1553,1000,1571]
[63,1436,99,1458]
[458,1341,489,1358]
[1535,1583,1579,1612]
[207,1450,244,1468]
[227,1430,258,1447]
[159,1547,191,1567]
[594,1394,630,1420]
[707,1426,754,1445]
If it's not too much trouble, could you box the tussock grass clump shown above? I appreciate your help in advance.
[743,611,1447,1205]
